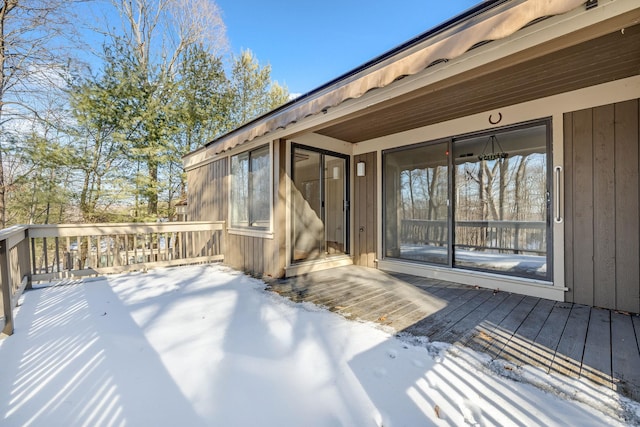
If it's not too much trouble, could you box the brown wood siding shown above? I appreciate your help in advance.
[223,228,276,278]
[185,159,226,258]
[614,101,640,313]
[186,143,284,278]
[354,152,377,267]
[564,99,640,313]
[186,158,227,222]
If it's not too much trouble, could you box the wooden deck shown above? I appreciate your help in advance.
[267,266,640,402]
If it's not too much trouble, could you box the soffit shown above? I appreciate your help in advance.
[201,0,586,156]
[315,23,640,143]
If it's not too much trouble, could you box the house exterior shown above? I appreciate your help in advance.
[184,0,640,314]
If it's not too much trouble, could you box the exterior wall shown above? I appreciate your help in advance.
[564,99,640,313]
[225,234,280,278]
[186,142,286,279]
[183,3,640,310]
[369,75,640,302]
[186,158,227,222]
[353,152,377,268]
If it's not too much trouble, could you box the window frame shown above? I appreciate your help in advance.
[382,118,552,281]
[228,143,273,236]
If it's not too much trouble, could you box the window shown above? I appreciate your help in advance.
[230,145,270,229]
[383,121,551,281]
[383,141,449,265]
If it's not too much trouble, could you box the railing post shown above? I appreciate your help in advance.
[1,240,14,335]
[31,237,36,276]
[23,228,33,290]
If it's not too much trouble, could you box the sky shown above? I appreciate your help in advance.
[1,264,637,426]
[73,1,479,96]
[215,0,479,95]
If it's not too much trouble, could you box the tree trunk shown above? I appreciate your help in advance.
[168,161,173,219]
[499,158,507,221]
[0,148,5,228]
[0,1,14,229]
[408,170,415,218]
[80,170,91,220]
[427,168,440,220]
[514,157,527,220]
[147,159,158,215]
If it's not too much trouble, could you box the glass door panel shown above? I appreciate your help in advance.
[383,141,449,265]
[453,124,549,280]
[292,146,348,263]
[293,148,323,261]
[325,155,346,255]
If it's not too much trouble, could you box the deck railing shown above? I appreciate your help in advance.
[1,221,225,335]
[0,226,31,337]
[400,219,546,254]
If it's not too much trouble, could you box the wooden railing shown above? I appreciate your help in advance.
[0,226,31,336]
[400,219,448,246]
[1,221,225,335]
[400,219,546,254]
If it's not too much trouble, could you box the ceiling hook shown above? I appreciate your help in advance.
[489,112,502,125]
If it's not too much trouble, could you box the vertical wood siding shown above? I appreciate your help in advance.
[354,152,377,268]
[564,99,640,313]
[186,144,284,278]
[186,158,227,222]
[273,139,287,277]
[219,229,277,278]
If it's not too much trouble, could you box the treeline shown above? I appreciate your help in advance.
[0,0,289,227]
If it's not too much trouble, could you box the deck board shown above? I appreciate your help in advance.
[382,303,426,330]
[611,312,640,398]
[551,304,591,378]
[498,298,556,368]
[463,293,526,353]
[267,266,640,402]
[389,288,470,330]
[374,297,420,323]
[433,291,509,344]
[405,288,484,337]
[346,292,398,319]
[532,302,573,372]
[483,296,539,360]
[632,315,640,350]
[581,307,613,388]
[307,280,371,306]
[321,282,379,307]
[427,289,495,341]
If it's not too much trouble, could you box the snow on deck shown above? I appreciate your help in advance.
[0,264,637,426]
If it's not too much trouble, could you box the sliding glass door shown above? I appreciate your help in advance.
[383,141,449,265]
[383,121,551,281]
[453,124,550,280]
[292,145,349,262]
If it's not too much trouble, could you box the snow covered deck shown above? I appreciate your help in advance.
[0,264,638,426]
[270,266,640,402]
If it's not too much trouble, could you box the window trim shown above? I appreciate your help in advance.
[228,143,273,234]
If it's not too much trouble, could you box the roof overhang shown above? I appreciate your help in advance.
[184,0,640,170]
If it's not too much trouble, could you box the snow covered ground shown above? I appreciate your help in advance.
[0,264,638,426]
[400,243,547,278]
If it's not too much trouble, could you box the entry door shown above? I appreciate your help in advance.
[292,145,349,262]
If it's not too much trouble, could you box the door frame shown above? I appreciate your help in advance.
[290,143,350,264]
[381,118,553,281]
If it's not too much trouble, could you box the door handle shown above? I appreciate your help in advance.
[554,166,563,224]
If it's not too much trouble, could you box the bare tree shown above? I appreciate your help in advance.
[0,0,80,227]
